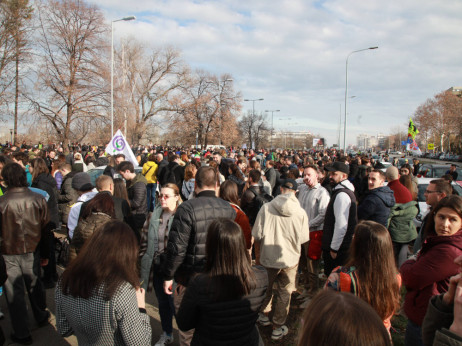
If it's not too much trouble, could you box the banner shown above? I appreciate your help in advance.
[406,138,422,156]
[105,129,139,167]
[408,118,419,139]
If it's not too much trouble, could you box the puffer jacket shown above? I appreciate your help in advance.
[176,266,268,346]
[32,173,60,229]
[401,229,462,326]
[387,201,419,243]
[69,212,112,261]
[0,187,49,255]
[163,190,236,286]
[126,173,148,216]
[58,172,78,205]
[357,186,396,227]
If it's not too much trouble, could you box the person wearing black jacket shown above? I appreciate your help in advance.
[156,153,169,187]
[162,166,236,345]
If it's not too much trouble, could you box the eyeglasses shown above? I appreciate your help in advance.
[424,190,440,194]
[159,194,176,199]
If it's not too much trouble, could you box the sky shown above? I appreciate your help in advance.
[89,0,462,147]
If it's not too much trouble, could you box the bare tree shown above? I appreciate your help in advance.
[114,40,188,145]
[0,0,33,144]
[239,110,270,150]
[29,0,108,149]
[169,70,241,148]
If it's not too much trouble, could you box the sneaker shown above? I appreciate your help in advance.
[257,313,272,326]
[154,332,174,346]
[271,325,289,340]
[10,334,33,345]
[296,289,310,300]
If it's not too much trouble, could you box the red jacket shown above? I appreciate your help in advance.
[388,179,413,204]
[230,204,252,250]
[401,230,462,326]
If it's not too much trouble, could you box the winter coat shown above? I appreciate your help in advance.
[230,203,252,250]
[252,193,310,269]
[401,230,462,326]
[357,186,396,227]
[126,173,148,216]
[162,190,236,286]
[69,212,112,261]
[140,206,174,291]
[32,173,60,229]
[176,266,268,346]
[387,179,413,204]
[387,201,419,243]
[141,161,158,184]
[422,293,462,346]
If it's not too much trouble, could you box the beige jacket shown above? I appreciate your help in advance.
[252,193,309,269]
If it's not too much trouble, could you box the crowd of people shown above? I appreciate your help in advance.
[0,142,461,345]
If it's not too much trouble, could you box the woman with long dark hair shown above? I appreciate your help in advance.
[219,180,252,253]
[176,219,268,345]
[325,221,401,332]
[55,220,151,345]
[30,157,60,288]
[228,163,245,197]
[401,195,462,346]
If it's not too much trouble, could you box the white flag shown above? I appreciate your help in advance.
[105,130,139,167]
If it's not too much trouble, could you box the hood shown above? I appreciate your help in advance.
[423,229,462,253]
[334,179,355,192]
[271,193,301,217]
[369,186,396,207]
[129,173,148,187]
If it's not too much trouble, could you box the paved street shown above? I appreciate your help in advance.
[0,269,181,345]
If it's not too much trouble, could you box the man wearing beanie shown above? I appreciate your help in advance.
[67,172,98,239]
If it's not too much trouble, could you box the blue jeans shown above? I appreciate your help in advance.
[405,320,423,346]
[147,183,157,212]
[153,270,175,335]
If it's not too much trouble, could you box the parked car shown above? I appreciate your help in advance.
[417,164,462,179]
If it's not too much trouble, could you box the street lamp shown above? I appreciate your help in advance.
[265,109,280,149]
[344,46,378,152]
[244,98,264,117]
[111,16,136,139]
[9,129,13,145]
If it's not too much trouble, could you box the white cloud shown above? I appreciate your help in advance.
[91,0,462,147]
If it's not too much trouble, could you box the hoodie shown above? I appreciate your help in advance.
[358,185,396,227]
[252,193,309,269]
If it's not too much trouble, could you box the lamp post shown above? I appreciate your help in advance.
[344,46,378,152]
[111,16,136,139]
[244,98,264,117]
[9,129,13,145]
[265,109,280,149]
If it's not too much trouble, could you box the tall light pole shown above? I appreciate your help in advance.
[265,109,280,149]
[344,46,378,152]
[111,16,136,139]
[244,98,264,117]
[279,118,291,149]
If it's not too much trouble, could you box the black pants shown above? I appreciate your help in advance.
[322,250,349,277]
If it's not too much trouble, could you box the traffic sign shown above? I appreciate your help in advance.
[427,143,434,150]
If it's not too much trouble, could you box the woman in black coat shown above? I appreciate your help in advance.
[30,157,60,288]
[176,219,268,346]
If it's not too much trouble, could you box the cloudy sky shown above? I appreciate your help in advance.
[90,0,462,147]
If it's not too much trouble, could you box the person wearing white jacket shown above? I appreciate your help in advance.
[252,178,309,341]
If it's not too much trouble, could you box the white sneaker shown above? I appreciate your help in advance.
[257,312,272,326]
[271,325,289,340]
[155,332,174,346]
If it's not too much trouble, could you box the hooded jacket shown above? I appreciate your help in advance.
[252,193,309,269]
[387,201,419,243]
[358,186,396,227]
[401,230,462,326]
[141,161,158,184]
